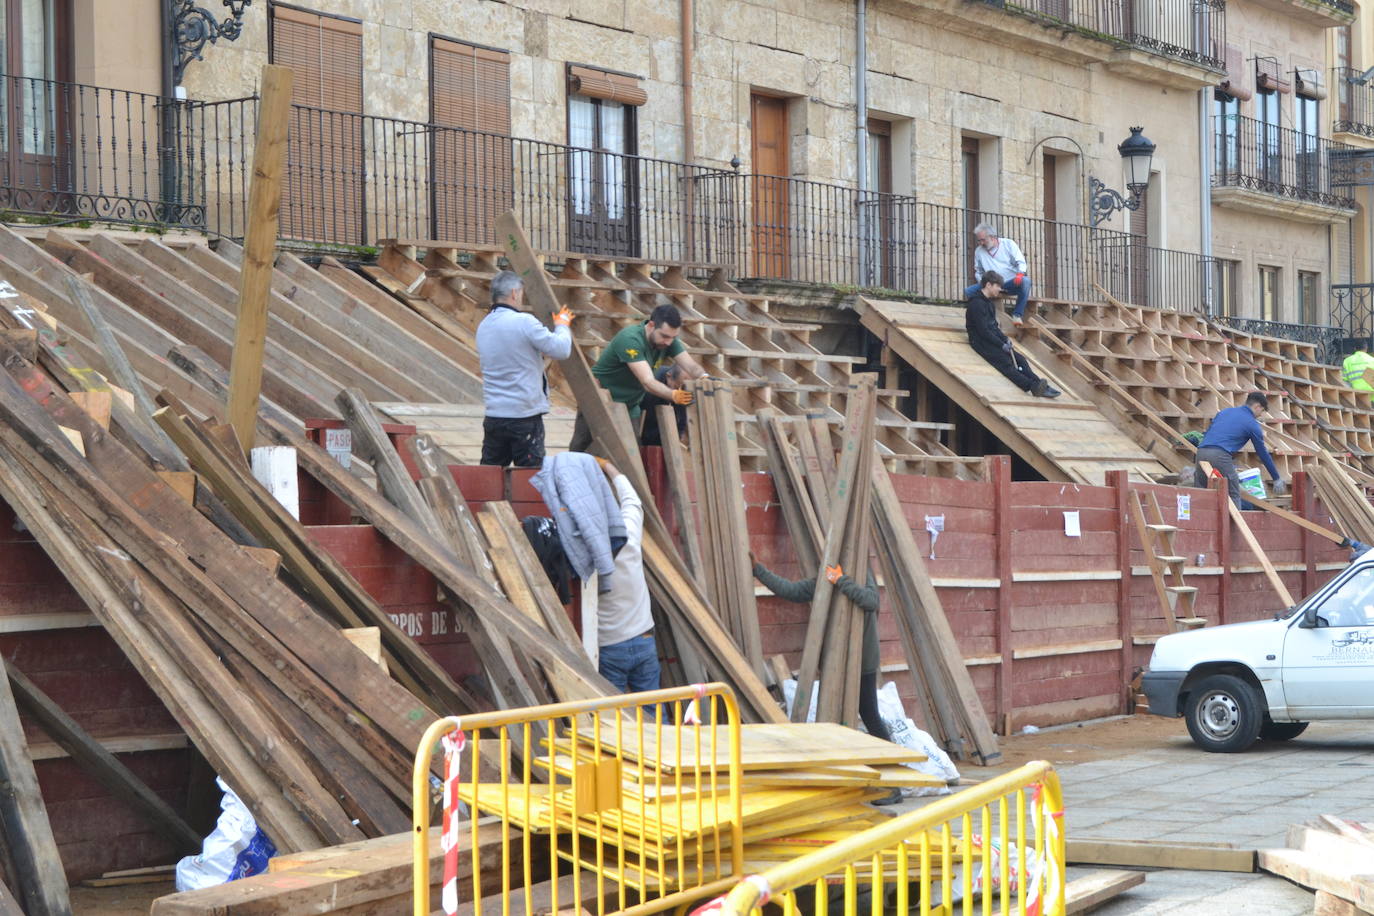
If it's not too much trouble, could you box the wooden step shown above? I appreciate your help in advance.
[1165,585,1198,594]
[1176,617,1207,629]
[1156,555,1186,565]
[1146,523,1179,533]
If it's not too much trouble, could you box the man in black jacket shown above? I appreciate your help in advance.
[965,271,1060,398]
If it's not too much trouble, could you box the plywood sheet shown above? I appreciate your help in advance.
[858,298,1167,484]
[591,722,925,772]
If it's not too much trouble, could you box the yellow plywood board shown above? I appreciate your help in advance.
[858,298,1168,484]
[590,722,926,773]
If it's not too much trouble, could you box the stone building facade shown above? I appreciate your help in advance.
[50,0,1372,328]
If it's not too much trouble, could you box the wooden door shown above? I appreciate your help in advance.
[750,93,789,277]
[271,5,365,245]
[961,136,980,284]
[430,37,511,244]
[0,0,73,215]
[867,117,894,287]
[1042,152,1059,298]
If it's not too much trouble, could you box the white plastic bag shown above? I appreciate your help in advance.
[780,678,818,723]
[877,681,960,796]
[175,778,277,892]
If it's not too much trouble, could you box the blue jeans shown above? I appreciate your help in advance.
[598,633,661,693]
[965,276,1032,318]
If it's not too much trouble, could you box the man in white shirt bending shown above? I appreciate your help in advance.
[963,222,1032,326]
[592,459,658,692]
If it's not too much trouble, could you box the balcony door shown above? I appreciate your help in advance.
[270,4,364,245]
[750,93,789,277]
[0,0,73,214]
[430,37,511,245]
[567,89,638,258]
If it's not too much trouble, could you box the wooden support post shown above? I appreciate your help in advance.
[0,654,71,916]
[989,455,1013,736]
[227,64,294,455]
[1295,471,1317,597]
[7,665,201,853]
[1107,470,1134,714]
[1215,475,1232,625]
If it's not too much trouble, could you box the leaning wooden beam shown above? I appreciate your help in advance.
[0,653,71,916]
[494,210,783,723]
[6,664,201,854]
[1069,838,1255,873]
[152,399,480,717]
[228,63,293,454]
[870,463,1001,765]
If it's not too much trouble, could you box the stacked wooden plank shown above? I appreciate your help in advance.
[369,238,980,478]
[1309,449,1374,545]
[1259,816,1374,913]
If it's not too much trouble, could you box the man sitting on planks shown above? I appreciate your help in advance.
[965,271,1060,399]
[593,458,659,693]
[748,553,903,805]
[569,304,708,452]
[475,270,574,467]
[1192,391,1286,509]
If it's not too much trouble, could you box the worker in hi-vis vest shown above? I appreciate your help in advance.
[1343,345,1374,393]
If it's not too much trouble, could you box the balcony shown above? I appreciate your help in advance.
[1242,0,1352,26]
[1212,115,1356,223]
[1214,315,1346,364]
[1331,283,1374,343]
[977,0,1225,89]
[1332,67,1374,142]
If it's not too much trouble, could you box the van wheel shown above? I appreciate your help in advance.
[1259,719,1309,741]
[1184,674,1264,753]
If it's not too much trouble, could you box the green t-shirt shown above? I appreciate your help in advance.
[591,321,686,416]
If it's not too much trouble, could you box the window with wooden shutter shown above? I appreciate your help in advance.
[270,4,364,244]
[430,36,511,244]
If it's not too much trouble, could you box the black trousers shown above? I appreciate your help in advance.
[480,415,546,468]
[975,344,1041,393]
[858,671,892,742]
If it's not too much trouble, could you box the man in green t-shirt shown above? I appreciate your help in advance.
[569,304,707,452]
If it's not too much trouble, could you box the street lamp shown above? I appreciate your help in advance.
[169,0,254,87]
[1089,126,1157,227]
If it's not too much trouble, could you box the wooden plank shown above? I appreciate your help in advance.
[1011,639,1124,659]
[656,404,705,581]
[151,823,514,916]
[1069,838,1256,872]
[495,210,781,723]
[0,654,71,916]
[152,399,480,718]
[6,665,201,853]
[335,388,441,532]
[228,63,294,454]
[1065,870,1145,914]
[1225,496,1297,608]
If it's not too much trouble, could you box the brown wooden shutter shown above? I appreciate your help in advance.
[270,4,364,244]
[430,37,512,244]
[568,65,646,106]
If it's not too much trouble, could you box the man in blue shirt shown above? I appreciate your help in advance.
[1191,392,1286,508]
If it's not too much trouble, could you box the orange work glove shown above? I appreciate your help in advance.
[671,389,694,406]
[1013,272,1025,285]
[825,564,843,585]
[553,306,574,328]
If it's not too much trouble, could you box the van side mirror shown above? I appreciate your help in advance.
[1299,606,1320,629]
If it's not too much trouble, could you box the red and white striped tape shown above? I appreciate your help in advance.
[440,718,466,916]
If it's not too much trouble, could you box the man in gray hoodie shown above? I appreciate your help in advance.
[476,270,574,467]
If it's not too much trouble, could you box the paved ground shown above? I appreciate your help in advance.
[918,715,1374,914]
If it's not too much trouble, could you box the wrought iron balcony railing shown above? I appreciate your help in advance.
[984,0,1225,70]
[1213,113,1356,208]
[1332,67,1374,138]
[0,72,1227,318]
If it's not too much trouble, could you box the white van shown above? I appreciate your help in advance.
[1141,552,1374,752]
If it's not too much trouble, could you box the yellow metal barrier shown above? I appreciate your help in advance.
[697,761,1066,916]
[413,684,745,915]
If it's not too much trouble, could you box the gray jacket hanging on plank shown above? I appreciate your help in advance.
[532,452,627,593]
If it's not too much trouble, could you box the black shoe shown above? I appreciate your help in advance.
[872,788,904,806]
[1039,385,1061,398]
[1032,379,1048,397]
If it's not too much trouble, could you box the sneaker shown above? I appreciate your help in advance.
[1039,385,1062,399]
[1012,315,1025,327]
